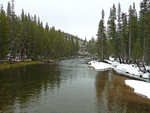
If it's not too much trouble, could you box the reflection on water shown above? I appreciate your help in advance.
[0,58,150,113]
[0,64,61,112]
[95,71,150,113]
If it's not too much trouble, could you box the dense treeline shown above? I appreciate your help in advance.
[88,0,150,67]
[0,0,79,61]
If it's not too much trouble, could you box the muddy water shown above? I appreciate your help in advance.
[0,58,150,113]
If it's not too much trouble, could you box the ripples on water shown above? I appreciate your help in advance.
[0,58,150,113]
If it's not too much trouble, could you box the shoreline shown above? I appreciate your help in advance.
[0,61,43,70]
[88,58,150,82]
[0,56,78,70]
[88,58,150,99]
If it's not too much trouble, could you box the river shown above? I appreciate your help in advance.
[0,58,150,113]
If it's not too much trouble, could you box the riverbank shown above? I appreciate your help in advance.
[0,56,78,70]
[0,61,43,70]
[88,57,150,81]
[88,57,150,99]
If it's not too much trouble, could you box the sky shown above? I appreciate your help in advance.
[1,0,141,40]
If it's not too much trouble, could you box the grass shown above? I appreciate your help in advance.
[0,56,78,70]
[0,61,42,70]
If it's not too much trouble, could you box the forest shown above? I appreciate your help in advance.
[1,0,150,69]
[87,0,150,69]
[0,0,79,61]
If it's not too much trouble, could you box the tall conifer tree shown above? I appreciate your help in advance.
[0,5,10,60]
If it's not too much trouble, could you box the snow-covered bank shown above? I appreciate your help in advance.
[115,63,150,79]
[88,57,150,80]
[88,61,113,70]
[125,80,150,99]
[89,57,150,100]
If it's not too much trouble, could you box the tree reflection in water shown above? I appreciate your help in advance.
[95,71,150,113]
[0,64,61,112]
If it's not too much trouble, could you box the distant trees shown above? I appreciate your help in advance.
[87,37,96,54]
[88,0,150,66]
[0,1,79,61]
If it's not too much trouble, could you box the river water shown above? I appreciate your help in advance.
[0,58,150,113]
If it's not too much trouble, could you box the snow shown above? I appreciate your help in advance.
[115,64,150,79]
[109,57,114,61]
[115,64,141,76]
[88,57,150,100]
[125,80,150,99]
[89,57,150,79]
[143,73,150,79]
[89,61,113,70]
[105,59,119,67]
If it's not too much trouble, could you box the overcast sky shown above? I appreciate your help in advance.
[1,0,141,40]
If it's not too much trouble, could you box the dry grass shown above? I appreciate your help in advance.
[0,61,42,70]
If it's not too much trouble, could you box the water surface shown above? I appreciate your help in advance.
[0,58,150,113]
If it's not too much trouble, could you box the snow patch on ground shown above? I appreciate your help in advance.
[115,64,141,76]
[125,80,150,99]
[89,57,150,79]
[105,59,119,67]
[115,64,150,79]
[89,60,113,71]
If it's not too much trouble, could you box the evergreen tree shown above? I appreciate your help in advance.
[0,5,10,60]
[97,10,106,60]
[117,3,122,39]
[128,3,139,62]
[107,4,118,58]
[75,38,79,53]
[0,0,80,61]
[145,6,150,64]
[7,0,18,59]
[117,3,123,62]
[87,37,96,55]
[132,38,142,64]
[139,0,149,62]
[121,12,128,62]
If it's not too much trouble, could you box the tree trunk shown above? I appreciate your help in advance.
[101,36,104,61]
[129,24,131,60]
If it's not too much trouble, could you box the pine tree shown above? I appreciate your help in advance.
[1,1,79,61]
[107,4,118,58]
[132,38,142,64]
[0,5,10,61]
[139,0,149,62]
[121,12,128,62]
[75,38,79,53]
[97,10,106,60]
[117,3,122,39]
[128,5,132,60]
[117,3,123,62]
[7,0,18,60]
[87,37,96,54]
[128,3,139,63]
[145,7,150,64]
